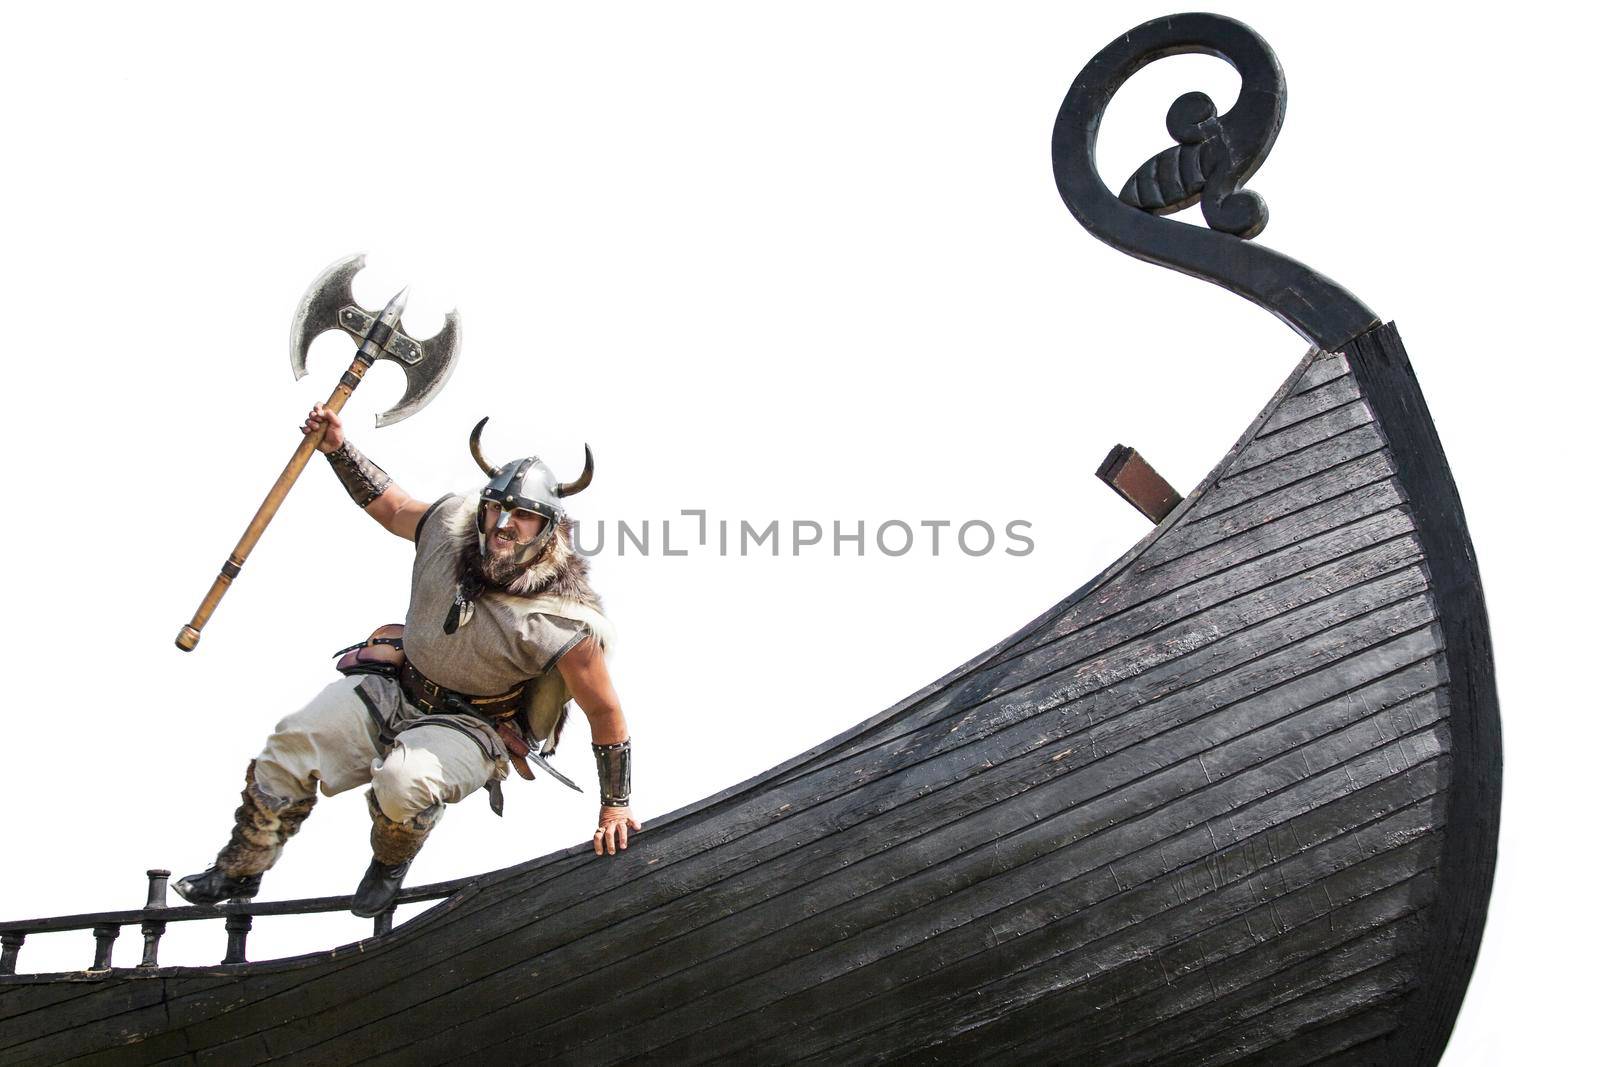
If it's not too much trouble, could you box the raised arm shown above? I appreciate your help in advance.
[303,403,434,541]
[557,636,642,855]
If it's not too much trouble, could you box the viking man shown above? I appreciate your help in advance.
[175,404,639,918]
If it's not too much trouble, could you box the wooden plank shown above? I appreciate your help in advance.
[192,1029,274,1065]
[62,1026,198,1067]
[0,980,115,1027]
[1195,424,1385,520]
[1190,430,1389,522]
[1010,501,1414,668]
[1137,481,1402,575]
[1068,923,1422,1066]
[1155,453,1399,564]
[984,516,1419,701]
[965,860,1433,1063]
[1290,352,1350,395]
[1141,958,1415,1067]
[1224,400,1374,480]
[901,897,1417,1066]
[1257,376,1364,437]
[1296,1024,1408,1067]
[2,981,175,1066]
[1217,983,1409,1066]
[876,876,1427,1067]
[878,562,1433,785]
[1227,1010,1406,1067]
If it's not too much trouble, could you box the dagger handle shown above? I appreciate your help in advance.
[175,354,375,651]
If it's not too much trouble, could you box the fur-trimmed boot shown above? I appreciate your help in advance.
[174,760,318,906]
[351,789,440,919]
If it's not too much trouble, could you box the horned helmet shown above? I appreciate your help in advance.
[468,417,593,568]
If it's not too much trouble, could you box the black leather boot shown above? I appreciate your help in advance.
[351,857,413,918]
[353,789,438,919]
[173,867,262,906]
[175,763,317,907]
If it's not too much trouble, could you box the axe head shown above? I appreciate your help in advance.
[289,253,463,427]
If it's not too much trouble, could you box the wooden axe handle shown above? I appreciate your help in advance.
[176,355,375,651]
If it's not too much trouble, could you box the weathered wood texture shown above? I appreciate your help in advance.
[0,324,1498,1066]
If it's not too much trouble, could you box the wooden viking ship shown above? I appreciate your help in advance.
[0,13,1499,1066]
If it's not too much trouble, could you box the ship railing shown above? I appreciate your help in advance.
[0,868,472,975]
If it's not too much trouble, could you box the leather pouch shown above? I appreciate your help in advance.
[334,623,406,678]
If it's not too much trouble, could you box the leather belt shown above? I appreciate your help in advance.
[398,660,526,721]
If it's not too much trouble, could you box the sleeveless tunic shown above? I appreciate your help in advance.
[356,494,609,768]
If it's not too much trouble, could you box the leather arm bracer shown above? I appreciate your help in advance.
[326,440,393,507]
[593,739,632,807]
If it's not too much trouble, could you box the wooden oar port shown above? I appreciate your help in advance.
[1096,444,1183,523]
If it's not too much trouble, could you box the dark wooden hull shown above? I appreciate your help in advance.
[0,323,1499,1065]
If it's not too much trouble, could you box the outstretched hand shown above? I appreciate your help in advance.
[302,403,345,454]
[594,805,642,856]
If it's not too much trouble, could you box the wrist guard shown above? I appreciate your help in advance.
[593,739,631,806]
[326,440,393,507]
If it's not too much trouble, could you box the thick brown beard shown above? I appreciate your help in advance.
[478,540,530,587]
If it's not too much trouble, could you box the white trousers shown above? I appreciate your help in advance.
[253,676,498,824]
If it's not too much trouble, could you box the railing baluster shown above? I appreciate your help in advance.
[138,868,171,968]
[91,924,120,970]
[1,931,23,975]
[222,913,252,965]
[144,869,171,910]
[139,921,167,969]
[373,906,394,938]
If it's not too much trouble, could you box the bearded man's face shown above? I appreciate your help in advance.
[477,501,548,585]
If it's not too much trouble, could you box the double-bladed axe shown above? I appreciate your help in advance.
[176,253,462,651]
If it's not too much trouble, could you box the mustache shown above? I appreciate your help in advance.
[490,526,535,546]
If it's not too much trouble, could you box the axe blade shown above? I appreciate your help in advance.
[288,252,464,428]
[289,252,366,381]
[376,307,462,428]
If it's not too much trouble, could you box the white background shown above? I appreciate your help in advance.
[1,3,1593,1062]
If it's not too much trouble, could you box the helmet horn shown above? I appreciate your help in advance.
[555,445,595,498]
[469,417,498,476]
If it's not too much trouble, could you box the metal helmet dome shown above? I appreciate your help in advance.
[468,417,594,567]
